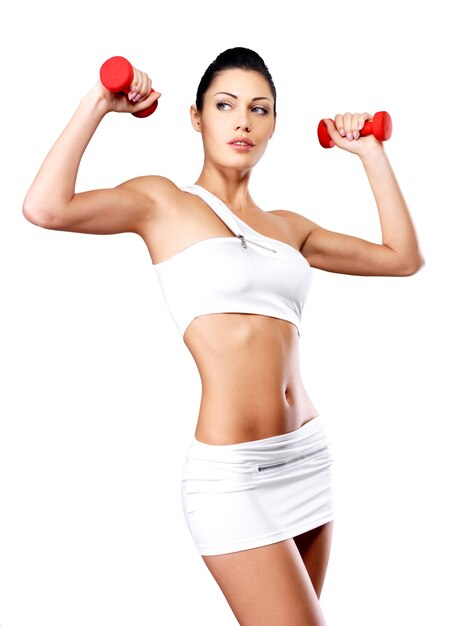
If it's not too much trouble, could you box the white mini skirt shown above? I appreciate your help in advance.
[180,415,335,556]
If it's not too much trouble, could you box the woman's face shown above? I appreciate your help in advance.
[191,68,276,171]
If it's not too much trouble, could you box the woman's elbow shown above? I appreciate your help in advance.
[400,253,425,276]
[22,199,61,229]
[22,200,43,226]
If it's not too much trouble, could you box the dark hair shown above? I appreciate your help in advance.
[195,47,277,117]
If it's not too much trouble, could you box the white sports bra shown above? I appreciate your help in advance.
[153,184,312,338]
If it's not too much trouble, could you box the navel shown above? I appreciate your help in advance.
[284,386,292,404]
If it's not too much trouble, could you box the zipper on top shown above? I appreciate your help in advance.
[237,234,278,253]
[236,234,248,249]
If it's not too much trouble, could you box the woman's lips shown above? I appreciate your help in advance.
[228,141,254,152]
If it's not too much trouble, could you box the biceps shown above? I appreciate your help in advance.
[303,226,398,276]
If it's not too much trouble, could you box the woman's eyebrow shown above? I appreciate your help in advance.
[213,91,273,102]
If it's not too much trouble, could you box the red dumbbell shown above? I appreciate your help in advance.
[99,56,158,118]
[317,111,392,148]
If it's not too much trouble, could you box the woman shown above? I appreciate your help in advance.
[23,47,424,625]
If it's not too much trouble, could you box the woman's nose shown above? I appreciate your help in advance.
[234,116,251,131]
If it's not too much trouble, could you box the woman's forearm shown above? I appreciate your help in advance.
[360,146,424,272]
[23,89,108,221]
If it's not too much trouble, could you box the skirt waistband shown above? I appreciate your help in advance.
[186,415,330,463]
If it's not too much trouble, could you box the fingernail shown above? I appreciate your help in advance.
[128,92,135,100]
[347,132,353,140]
[339,128,346,137]
[353,130,359,140]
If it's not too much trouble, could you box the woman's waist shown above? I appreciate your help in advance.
[186,414,332,476]
[195,385,319,445]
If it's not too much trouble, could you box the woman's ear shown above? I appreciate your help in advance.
[270,117,276,138]
[190,104,202,132]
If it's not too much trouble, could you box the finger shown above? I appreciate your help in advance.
[134,72,153,102]
[333,114,346,137]
[342,112,353,140]
[132,89,161,112]
[130,68,144,100]
[353,112,373,140]
[136,73,149,99]
[358,112,372,132]
[142,73,152,97]
[352,113,361,139]
[323,118,345,145]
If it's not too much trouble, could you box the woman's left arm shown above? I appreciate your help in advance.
[300,112,425,276]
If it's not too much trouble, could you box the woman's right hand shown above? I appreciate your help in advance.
[90,65,161,115]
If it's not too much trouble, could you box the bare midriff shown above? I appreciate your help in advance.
[183,312,319,445]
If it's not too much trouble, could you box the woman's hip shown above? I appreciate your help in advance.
[180,415,335,555]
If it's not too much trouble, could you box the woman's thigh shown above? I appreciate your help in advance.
[202,538,327,626]
[294,521,334,598]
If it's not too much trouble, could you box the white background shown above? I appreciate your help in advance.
[1,0,468,624]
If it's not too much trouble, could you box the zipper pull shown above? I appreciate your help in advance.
[237,234,248,249]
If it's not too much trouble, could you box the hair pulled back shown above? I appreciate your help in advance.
[195,47,277,117]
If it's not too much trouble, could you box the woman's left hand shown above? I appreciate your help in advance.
[322,112,383,157]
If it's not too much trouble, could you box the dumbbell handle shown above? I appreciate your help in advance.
[317,111,392,148]
[99,56,158,118]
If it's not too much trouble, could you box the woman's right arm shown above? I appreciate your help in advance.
[22,72,162,235]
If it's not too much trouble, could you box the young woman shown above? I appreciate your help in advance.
[23,47,424,625]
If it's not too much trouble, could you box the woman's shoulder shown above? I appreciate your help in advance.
[120,175,179,200]
[268,207,318,244]
[120,175,200,215]
[269,207,313,224]
[255,207,317,254]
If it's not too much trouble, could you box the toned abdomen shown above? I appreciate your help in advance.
[184,313,319,445]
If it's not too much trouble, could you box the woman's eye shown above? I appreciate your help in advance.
[216,102,268,114]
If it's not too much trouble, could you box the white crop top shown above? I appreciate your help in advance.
[153,184,312,338]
